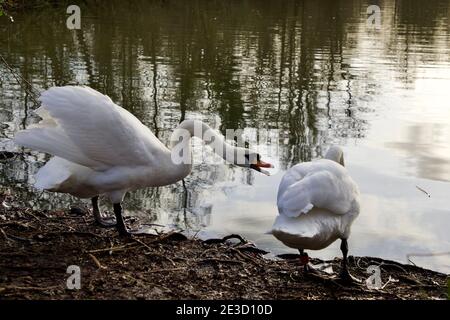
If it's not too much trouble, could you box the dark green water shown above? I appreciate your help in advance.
[1,0,449,273]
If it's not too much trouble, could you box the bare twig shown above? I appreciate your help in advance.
[144,251,176,266]
[0,228,11,242]
[381,276,399,290]
[199,247,220,258]
[198,258,243,265]
[88,253,106,269]
[0,221,37,230]
[0,54,40,104]
[228,247,261,266]
[35,231,106,239]
[407,251,450,266]
[133,236,177,266]
[132,237,152,250]
[0,285,59,292]
[147,267,186,274]
[379,262,409,274]
[87,243,138,254]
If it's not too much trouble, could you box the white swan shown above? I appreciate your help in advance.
[269,146,360,282]
[14,86,272,235]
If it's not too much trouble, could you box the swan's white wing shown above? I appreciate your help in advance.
[15,86,167,171]
[277,162,320,204]
[277,160,359,218]
[271,214,319,239]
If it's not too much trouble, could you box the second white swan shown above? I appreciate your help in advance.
[269,146,360,282]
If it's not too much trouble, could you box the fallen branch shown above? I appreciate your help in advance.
[144,251,176,266]
[228,247,261,266]
[198,258,243,265]
[0,228,11,242]
[34,231,106,239]
[87,243,138,254]
[0,221,37,230]
[0,228,31,243]
[147,267,186,274]
[88,253,106,269]
[204,234,247,245]
[0,285,60,292]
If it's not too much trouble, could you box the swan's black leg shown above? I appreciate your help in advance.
[339,238,361,283]
[113,203,129,236]
[341,239,348,272]
[91,196,116,227]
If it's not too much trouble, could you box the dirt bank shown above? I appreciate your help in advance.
[0,192,447,300]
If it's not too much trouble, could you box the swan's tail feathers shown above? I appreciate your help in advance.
[14,102,105,169]
[15,85,161,170]
[270,215,320,245]
[14,127,101,169]
[34,86,159,169]
[34,157,72,191]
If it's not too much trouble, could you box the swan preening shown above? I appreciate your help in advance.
[14,86,272,235]
[270,146,361,282]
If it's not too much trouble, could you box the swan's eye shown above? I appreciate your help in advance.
[244,154,250,164]
[246,153,258,165]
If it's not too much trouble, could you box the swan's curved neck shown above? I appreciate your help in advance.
[167,120,246,181]
[170,120,237,154]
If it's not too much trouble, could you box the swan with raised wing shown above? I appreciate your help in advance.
[269,146,361,282]
[14,86,272,235]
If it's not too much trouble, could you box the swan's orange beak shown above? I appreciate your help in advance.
[256,160,273,168]
[250,160,274,175]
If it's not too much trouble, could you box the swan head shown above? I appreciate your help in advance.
[325,145,345,167]
[239,151,273,175]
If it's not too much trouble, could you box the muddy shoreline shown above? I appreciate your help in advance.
[0,192,448,300]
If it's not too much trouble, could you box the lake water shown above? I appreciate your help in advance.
[0,0,449,273]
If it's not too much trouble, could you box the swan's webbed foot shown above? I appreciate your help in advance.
[338,267,362,284]
[298,250,330,282]
[338,238,361,284]
[303,263,320,274]
[298,250,316,273]
[92,196,117,228]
